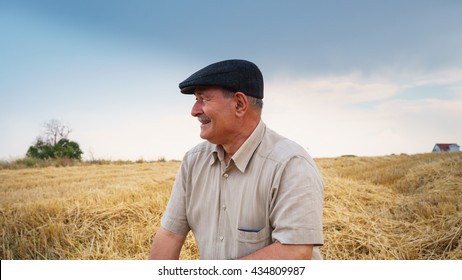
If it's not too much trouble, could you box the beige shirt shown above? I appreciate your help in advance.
[161,120,324,259]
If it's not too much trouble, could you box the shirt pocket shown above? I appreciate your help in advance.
[236,226,271,258]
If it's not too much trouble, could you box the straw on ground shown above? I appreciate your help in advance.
[1,153,461,259]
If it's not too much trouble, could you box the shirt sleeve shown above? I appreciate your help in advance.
[160,158,191,236]
[269,155,324,245]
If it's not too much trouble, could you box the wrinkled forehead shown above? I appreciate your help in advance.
[194,86,226,96]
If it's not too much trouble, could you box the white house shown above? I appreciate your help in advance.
[432,143,460,152]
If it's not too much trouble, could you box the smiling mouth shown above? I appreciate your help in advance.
[198,115,211,125]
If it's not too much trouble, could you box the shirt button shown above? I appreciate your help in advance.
[222,204,226,210]
[219,236,224,241]
[223,173,229,178]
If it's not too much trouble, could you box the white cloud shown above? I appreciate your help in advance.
[265,72,398,108]
[397,68,462,88]
[262,70,462,157]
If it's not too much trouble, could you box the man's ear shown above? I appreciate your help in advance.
[234,92,248,116]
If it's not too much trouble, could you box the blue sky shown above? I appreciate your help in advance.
[1,0,461,161]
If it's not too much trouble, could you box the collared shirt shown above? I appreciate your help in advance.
[161,120,324,259]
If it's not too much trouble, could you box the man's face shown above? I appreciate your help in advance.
[191,86,236,144]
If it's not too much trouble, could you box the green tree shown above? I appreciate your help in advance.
[53,138,83,160]
[26,139,55,160]
[26,120,83,161]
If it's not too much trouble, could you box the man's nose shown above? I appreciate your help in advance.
[191,101,203,117]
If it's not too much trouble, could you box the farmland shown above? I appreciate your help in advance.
[1,152,461,259]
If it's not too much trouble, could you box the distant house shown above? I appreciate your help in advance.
[432,143,460,153]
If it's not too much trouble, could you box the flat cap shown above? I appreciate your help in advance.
[179,59,264,99]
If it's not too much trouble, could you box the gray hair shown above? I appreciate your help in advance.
[222,88,263,111]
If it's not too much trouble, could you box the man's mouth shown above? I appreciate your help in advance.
[198,115,211,125]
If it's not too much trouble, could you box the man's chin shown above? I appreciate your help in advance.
[200,124,209,135]
[200,131,217,143]
[199,130,210,140]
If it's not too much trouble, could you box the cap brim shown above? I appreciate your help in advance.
[180,86,196,94]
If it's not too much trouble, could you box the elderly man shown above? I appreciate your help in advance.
[149,59,324,260]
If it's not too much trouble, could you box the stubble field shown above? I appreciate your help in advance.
[1,152,461,259]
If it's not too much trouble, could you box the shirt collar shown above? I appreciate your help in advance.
[209,120,266,173]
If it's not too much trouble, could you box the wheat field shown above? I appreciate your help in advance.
[1,152,461,260]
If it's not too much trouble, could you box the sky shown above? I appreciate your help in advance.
[1,0,461,161]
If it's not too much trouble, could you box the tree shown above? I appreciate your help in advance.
[53,138,83,160]
[26,120,83,161]
[42,119,72,146]
[26,139,55,160]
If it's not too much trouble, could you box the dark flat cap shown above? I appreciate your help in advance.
[179,59,264,99]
